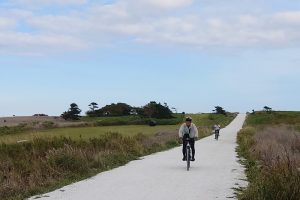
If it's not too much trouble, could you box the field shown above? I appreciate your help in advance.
[0,113,236,200]
[237,111,300,200]
[0,125,177,144]
[0,113,236,144]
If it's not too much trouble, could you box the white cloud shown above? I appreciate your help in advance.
[11,0,87,7]
[144,0,194,9]
[0,17,15,29]
[274,11,300,24]
[1,0,300,55]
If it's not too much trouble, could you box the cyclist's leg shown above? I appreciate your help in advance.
[182,138,187,158]
[190,139,195,159]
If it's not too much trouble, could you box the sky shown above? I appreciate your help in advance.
[0,0,300,116]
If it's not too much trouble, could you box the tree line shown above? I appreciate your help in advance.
[61,101,175,120]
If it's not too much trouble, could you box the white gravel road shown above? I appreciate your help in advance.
[29,113,247,200]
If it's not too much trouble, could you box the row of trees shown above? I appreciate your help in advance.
[61,101,174,120]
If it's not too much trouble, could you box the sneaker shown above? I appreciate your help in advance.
[191,158,195,161]
[182,157,187,161]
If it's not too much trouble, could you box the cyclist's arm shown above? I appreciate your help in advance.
[178,124,184,138]
[194,124,199,138]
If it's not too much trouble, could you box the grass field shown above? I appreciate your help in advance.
[0,125,177,144]
[0,113,237,144]
[0,113,237,200]
[237,111,300,200]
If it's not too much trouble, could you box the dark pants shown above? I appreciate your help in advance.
[182,135,195,158]
[215,130,220,139]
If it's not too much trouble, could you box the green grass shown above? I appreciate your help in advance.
[189,112,237,127]
[0,113,236,144]
[0,125,178,144]
[245,111,300,126]
[0,113,238,199]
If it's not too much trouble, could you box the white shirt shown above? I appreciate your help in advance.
[178,123,199,138]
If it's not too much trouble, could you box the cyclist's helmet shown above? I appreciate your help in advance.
[185,117,192,122]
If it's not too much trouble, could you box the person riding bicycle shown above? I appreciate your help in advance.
[179,117,198,161]
[213,124,221,139]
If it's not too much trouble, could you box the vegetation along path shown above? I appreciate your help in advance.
[29,114,247,200]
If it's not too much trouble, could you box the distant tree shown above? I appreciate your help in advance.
[94,103,132,117]
[263,106,272,113]
[171,107,177,113]
[89,102,98,112]
[86,102,99,117]
[61,103,81,120]
[214,106,227,115]
[142,101,173,119]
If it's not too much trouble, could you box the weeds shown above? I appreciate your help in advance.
[0,132,179,200]
[237,124,300,200]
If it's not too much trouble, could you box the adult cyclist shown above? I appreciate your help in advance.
[179,117,199,161]
[213,124,221,139]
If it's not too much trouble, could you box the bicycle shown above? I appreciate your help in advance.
[184,136,192,171]
[215,130,220,140]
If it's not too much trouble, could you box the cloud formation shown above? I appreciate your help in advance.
[0,0,300,55]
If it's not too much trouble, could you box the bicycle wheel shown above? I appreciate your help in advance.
[186,147,190,171]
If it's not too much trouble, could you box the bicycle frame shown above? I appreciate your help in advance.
[185,137,191,171]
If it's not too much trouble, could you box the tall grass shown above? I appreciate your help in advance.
[0,132,179,200]
[237,126,300,200]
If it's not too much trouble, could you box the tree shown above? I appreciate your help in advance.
[86,102,99,117]
[214,106,226,115]
[142,101,173,119]
[61,103,81,120]
[89,102,98,112]
[263,106,272,113]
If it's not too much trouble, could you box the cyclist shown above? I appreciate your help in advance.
[179,117,199,161]
[213,124,221,139]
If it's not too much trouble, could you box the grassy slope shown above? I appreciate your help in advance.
[237,111,300,200]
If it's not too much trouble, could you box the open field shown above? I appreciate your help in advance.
[0,116,86,127]
[237,111,300,200]
[0,113,236,144]
[0,125,177,144]
[0,113,237,200]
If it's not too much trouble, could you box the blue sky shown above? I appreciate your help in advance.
[0,0,300,116]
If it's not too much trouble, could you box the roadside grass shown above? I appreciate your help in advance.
[0,113,238,199]
[0,132,180,200]
[237,112,300,200]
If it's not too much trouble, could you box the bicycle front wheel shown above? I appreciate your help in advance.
[186,148,190,171]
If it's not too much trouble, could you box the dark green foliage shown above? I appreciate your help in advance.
[263,106,272,113]
[88,103,132,117]
[213,106,227,115]
[61,103,81,120]
[142,101,173,119]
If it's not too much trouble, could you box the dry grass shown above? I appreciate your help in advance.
[238,126,300,200]
[0,132,180,200]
